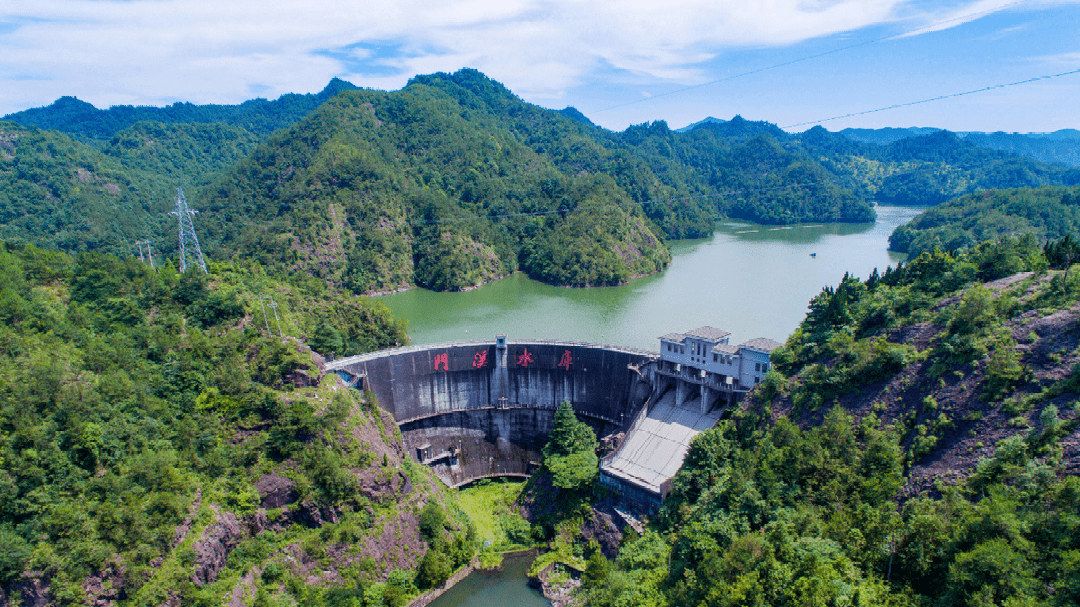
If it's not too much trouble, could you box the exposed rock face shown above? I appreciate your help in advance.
[535,564,582,607]
[225,567,260,607]
[284,368,319,388]
[356,470,412,502]
[173,488,202,548]
[295,500,341,527]
[191,507,245,587]
[82,558,127,606]
[1,571,51,607]
[255,473,299,509]
[581,506,624,559]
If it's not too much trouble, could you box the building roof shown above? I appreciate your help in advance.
[739,338,783,352]
[713,344,739,354]
[658,333,687,343]
[683,326,731,342]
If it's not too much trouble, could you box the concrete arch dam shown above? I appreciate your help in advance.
[326,339,657,488]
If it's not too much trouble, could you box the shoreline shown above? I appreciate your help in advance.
[404,548,540,607]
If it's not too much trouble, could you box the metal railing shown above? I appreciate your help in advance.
[326,338,659,370]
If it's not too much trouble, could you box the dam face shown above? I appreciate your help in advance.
[327,339,656,487]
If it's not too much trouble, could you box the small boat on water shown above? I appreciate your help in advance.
[810,253,817,258]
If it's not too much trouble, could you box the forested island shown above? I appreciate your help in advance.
[2,70,1080,607]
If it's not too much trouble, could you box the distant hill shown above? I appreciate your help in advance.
[837,126,943,145]
[961,130,1080,167]
[1,78,359,141]
[835,125,1080,167]
[674,116,726,133]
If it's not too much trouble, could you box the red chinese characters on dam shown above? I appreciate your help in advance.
[433,352,449,371]
[516,349,535,368]
[558,350,573,370]
[472,350,489,369]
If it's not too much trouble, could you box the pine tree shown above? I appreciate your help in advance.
[542,401,598,490]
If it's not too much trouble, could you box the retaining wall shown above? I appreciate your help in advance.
[328,340,656,487]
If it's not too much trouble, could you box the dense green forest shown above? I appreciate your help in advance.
[0,120,258,257]
[573,237,1080,607]
[0,242,496,607]
[4,69,1079,293]
[889,185,1080,256]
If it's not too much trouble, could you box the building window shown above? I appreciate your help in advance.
[713,353,717,362]
[755,376,760,384]
[763,363,769,372]
[755,362,761,372]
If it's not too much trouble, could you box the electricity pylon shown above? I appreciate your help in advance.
[169,187,207,273]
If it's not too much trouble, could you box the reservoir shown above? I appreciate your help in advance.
[378,205,923,350]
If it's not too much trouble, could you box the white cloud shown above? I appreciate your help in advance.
[0,0,1069,114]
[890,0,1026,38]
[1032,51,1080,67]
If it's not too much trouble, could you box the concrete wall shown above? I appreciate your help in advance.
[328,340,656,487]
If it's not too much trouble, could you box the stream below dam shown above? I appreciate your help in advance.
[426,553,550,607]
[378,205,923,351]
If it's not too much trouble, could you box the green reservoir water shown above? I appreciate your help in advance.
[426,553,550,607]
[379,205,924,351]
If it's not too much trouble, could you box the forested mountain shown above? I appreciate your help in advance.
[0,242,485,607]
[889,185,1080,256]
[0,120,258,257]
[579,238,1080,607]
[963,130,1080,168]
[1,79,359,142]
[3,69,1079,294]
[802,128,1080,205]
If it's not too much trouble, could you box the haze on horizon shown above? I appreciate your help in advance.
[2,0,1079,134]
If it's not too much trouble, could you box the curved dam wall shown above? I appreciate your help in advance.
[328,339,656,486]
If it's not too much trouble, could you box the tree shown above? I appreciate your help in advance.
[542,401,598,490]
[415,549,452,590]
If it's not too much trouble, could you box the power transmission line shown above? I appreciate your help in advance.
[783,67,1080,129]
[591,1,1027,115]
[169,186,208,273]
[258,297,272,335]
[134,240,155,269]
[268,297,283,339]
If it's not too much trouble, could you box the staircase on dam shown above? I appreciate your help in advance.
[599,390,725,509]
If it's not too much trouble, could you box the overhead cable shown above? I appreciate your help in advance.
[783,67,1080,129]
[591,1,1027,115]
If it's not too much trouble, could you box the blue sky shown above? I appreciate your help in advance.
[1,0,1078,133]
